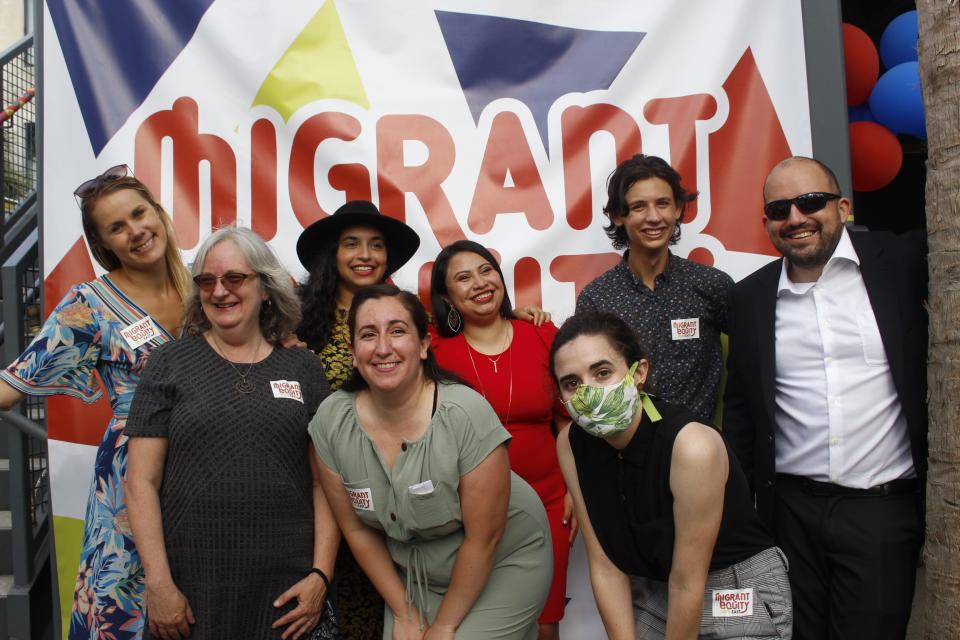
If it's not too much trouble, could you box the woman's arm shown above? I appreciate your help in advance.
[426,444,511,639]
[666,423,728,640]
[557,426,635,640]
[126,437,195,640]
[272,449,342,639]
[315,454,425,640]
[0,379,24,411]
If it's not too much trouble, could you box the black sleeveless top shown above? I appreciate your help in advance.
[569,396,771,581]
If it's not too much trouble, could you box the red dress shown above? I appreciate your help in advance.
[432,319,569,623]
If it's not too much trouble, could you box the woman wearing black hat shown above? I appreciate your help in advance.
[296,200,421,639]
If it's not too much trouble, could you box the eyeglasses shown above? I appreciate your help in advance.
[192,272,258,292]
[763,192,841,221]
[73,164,130,201]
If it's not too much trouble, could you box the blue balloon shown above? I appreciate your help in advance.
[879,11,918,69]
[868,61,926,139]
[848,104,875,123]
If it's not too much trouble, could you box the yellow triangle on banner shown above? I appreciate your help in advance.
[252,0,369,121]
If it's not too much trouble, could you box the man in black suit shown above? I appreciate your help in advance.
[723,156,927,640]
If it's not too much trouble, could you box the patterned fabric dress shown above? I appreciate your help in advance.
[315,307,385,639]
[0,275,174,639]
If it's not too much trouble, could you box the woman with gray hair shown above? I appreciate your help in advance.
[126,227,339,639]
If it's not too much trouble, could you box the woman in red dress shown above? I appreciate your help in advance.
[430,240,575,640]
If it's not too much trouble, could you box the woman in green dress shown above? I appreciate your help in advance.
[296,200,421,637]
[309,284,552,640]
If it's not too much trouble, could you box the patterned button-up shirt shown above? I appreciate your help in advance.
[576,252,733,423]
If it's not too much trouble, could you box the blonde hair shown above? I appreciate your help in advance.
[79,177,192,302]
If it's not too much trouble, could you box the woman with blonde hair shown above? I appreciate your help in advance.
[0,165,190,639]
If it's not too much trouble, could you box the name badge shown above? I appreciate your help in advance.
[671,317,700,340]
[712,588,754,617]
[347,487,375,511]
[120,316,162,350]
[270,380,303,403]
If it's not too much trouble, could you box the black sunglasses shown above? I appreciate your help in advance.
[193,272,258,292]
[763,192,841,221]
[73,164,130,201]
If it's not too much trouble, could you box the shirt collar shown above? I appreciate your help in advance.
[621,250,675,287]
[777,227,858,296]
[619,394,663,465]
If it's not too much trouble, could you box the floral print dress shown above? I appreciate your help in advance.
[0,274,173,639]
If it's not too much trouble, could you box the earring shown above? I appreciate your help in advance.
[446,307,462,333]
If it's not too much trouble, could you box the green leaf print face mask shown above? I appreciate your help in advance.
[565,362,643,438]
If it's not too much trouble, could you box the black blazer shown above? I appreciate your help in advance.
[722,230,928,527]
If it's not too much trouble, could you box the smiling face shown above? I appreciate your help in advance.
[352,296,430,394]
[198,240,266,339]
[336,225,388,296]
[613,177,680,256]
[552,333,648,403]
[89,188,168,271]
[443,250,506,325]
[763,159,850,281]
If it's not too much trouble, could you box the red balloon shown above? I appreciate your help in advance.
[849,121,902,191]
[843,23,880,106]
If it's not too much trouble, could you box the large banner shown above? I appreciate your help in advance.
[42,0,811,635]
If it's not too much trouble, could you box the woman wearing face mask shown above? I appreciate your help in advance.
[550,312,792,640]
[0,165,190,639]
[430,241,574,640]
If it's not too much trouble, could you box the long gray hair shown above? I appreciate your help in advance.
[182,227,302,344]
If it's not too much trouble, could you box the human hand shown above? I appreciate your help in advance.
[423,623,456,640]
[272,572,329,639]
[281,333,308,349]
[392,610,428,640]
[563,492,580,543]
[146,580,195,640]
[513,306,551,326]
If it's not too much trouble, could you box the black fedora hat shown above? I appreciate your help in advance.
[296,200,421,275]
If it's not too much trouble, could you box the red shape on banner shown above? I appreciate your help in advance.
[687,247,715,267]
[848,121,902,191]
[643,94,718,224]
[417,261,435,313]
[377,114,466,247]
[842,23,880,107]
[43,238,114,445]
[561,104,642,230]
[513,256,543,310]
[550,252,622,303]
[289,112,366,226]
[250,118,277,241]
[703,48,789,257]
[469,112,553,234]
[135,97,237,250]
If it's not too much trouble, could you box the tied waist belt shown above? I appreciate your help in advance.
[776,473,919,497]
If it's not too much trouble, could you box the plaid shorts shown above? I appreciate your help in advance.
[630,546,793,639]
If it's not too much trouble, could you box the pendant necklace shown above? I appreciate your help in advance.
[211,332,262,394]
[465,323,513,424]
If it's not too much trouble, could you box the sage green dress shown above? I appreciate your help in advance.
[309,383,552,640]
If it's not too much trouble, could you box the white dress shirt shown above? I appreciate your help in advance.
[773,229,915,487]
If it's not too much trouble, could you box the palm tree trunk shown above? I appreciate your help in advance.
[916,3,960,637]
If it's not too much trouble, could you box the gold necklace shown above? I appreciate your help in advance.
[210,331,263,394]
[465,330,513,425]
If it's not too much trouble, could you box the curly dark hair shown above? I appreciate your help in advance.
[603,154,698,250]
[295,236,342,352]
[341,284,465,391]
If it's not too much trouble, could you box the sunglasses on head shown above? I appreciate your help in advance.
[193,272,258,292]
[73,164,130,202]
[763,192,841,221]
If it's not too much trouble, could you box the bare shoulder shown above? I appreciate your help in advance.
[672,423,727,472]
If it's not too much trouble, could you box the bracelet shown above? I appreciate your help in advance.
[308,567,331,591]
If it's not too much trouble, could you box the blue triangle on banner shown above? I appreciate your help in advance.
[47,0,216,156]
[435,11,645,151]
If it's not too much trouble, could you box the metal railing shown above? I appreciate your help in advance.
[1,34,37,266]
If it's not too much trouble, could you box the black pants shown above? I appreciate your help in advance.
[773,476,922,640]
